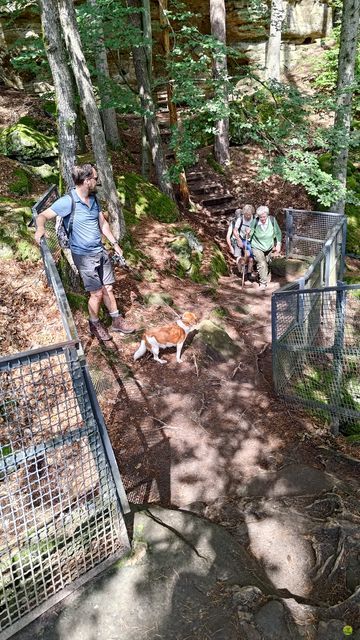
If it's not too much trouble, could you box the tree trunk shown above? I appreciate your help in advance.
[127,0,175,201]
[38,0,77,189]
[265,0,284,82]
[141,0,152,179]
[57,0,125,239]
[210,0,230,166]
[332,0,360,214]
[159,0,190,204]
[88,0,120,149]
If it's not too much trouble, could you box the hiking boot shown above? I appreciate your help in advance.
[89,320,111,341]
[111,316,135,334]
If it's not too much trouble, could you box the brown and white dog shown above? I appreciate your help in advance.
[133,311,198,364]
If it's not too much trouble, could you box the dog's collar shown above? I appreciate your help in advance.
[176,318,191,332]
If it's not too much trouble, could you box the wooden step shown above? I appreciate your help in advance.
[201,194,235,207]
[207,206,238,217]
[190,183,223,195]
[186,172,205,182]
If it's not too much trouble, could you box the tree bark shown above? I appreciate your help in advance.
[127,0,175,200]
[38,0,77,189]
[265,0,284,82]
[141,0,152,179]
[210,0,230,166]
[57,0,125,239]
[159,0,189,204]
[88,0,120,149]
[332,0,360,214]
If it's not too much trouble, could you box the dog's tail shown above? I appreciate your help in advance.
[134,340,147,361]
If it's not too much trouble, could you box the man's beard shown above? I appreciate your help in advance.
[89,186,98,194]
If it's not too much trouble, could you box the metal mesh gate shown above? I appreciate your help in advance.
[0,189,130,639]
[273,207,359,430]
[272,285,360,427]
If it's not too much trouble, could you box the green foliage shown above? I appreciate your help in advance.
[116,173,178,224]
[311,27,360,98]
[10,34,49,78]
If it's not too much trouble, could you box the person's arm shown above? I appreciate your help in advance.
[99,212,123,255]
[272,219,282,254]
[226,226,234,254]
[34,208,57,244]
[232,218,243,248]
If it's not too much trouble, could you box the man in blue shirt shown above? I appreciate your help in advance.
[35,163,135,341]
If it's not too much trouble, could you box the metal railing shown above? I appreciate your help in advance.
[0,188,130,640]
[272,209,360,433]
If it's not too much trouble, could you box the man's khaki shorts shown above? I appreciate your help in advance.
[72,249,115,292]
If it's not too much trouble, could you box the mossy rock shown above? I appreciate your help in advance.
[270,256,308,278]
[0,123,58,161]
[8,168,31,196]
[0,201,40,262]
[143,292,174,307]
[24,163,59,184]
[209,245,228,280]
[194,320,241,361]
[117,173,178,224]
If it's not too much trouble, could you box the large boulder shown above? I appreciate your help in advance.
[0,122,58,161]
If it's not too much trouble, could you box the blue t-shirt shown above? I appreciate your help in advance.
[50,188,103,255]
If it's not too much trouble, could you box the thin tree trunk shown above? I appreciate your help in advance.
[88,0,120,149]
[38,0,77,189]
[332,0,360,214]
[159,0,189,204]
[141,0,152,179]
[127,0,175,200]
[57,0,125,239]
[265,0,284,82]
[210,0,230,165]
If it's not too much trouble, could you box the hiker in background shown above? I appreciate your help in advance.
[34,163,135,341]
[250,205,282,291]
[232,204,256,283]
[226,204,255,277]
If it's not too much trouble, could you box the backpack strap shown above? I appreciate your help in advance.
[66,191,76,238]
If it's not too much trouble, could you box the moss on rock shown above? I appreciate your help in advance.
[0,123,58,161]
[0,201,40,262]
[8,168,31,195]
[194,320,241,361]
[117,173,178,224]
[143,292,174,307]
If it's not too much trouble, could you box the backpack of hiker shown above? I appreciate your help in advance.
[226,208,243,256]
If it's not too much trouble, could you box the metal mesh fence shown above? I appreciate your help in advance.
[272,285,360,428]
[0,190,130,639]
[272,208,358,432]
[285,208,344,259]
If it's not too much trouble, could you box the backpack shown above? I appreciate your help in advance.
[56,191,76,249]
[228,212,243,239]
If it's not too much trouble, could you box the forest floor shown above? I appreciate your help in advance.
[1,86,360,638]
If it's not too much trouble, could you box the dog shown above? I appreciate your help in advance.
[133,311,198,364]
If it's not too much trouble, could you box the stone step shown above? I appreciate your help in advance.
[202,194,235,207]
